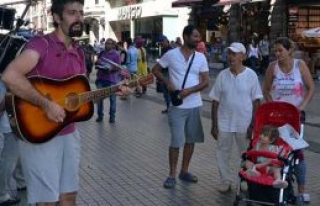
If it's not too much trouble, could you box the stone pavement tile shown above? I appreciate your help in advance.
[76,95,236,206]
[74,90,320,206]
[14,86,320,206]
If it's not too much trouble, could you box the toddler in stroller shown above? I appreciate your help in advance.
[244,125,288,189]
[234,102,303,206]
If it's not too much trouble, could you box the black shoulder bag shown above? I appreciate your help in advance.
[170,52,195,106]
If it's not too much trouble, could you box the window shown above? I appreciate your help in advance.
[95,0,99,4]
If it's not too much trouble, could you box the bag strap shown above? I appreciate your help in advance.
[181,52,195,89]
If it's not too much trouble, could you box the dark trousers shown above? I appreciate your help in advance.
[95,80,116,119]
[260,55,269,75]
[162,83,171,109]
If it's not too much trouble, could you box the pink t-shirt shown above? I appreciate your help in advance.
[26,33,86,135]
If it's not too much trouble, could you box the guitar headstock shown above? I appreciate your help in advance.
[138,74,154,86]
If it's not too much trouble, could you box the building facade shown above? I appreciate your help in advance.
[105,0,190,42]
[7,0,190,43]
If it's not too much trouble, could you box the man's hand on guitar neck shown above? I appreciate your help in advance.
[116,84,134,97]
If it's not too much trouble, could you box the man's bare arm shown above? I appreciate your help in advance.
[1,49,51,110]
[2,49,66,122]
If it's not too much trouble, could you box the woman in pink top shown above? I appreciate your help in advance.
[262,37,315,204]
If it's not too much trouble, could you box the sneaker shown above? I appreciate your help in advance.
[295,194,304,206]
[96,116,103,122]
[218,183,231,193]
[161,109,168,114]
[109,117,115,123]
[302,193,310,203]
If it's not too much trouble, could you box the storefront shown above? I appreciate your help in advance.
[286,1,320,48]
[105,0,190,42]
[284,0,320,78]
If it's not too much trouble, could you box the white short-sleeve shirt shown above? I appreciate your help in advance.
[158,48,209,109]
[209,67,263,133]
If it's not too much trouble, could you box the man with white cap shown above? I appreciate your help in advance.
[209,42,263,192]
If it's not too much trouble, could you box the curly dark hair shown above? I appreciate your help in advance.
[51,0,84,28]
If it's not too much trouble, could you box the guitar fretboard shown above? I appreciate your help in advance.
[79,80,139,104]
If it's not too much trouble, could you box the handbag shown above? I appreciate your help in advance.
[170,52,195,106]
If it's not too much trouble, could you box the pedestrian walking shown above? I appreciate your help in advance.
[81,38,95,79]
[209,42,263,193]
[258,34,270,75]
[95,38,121,123]
[247,36,260,74]
[136,38,148,96]
[152,25,209,189]
[159,35,173,114]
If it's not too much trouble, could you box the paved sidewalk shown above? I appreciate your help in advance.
[10,69,320,205]
[79,87,320,206]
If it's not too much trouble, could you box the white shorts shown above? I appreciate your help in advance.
[19,130,81,204]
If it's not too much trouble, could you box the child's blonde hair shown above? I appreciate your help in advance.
[260,125,279,143]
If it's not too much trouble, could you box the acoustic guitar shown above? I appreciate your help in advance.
[5,74,154,144]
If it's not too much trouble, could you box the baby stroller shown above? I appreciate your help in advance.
[234,102,305,206]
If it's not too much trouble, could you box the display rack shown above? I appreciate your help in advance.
[288,6,320,46]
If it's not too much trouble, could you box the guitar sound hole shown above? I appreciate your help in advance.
[65,93,80,111]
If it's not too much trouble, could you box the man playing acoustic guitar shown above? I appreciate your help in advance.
[2,0,90,205]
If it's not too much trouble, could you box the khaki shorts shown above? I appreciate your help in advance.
[168,107,204,148]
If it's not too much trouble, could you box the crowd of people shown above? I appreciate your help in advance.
[0,0,316,206]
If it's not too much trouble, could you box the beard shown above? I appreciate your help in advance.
[186,41,197,49]
[68,22,84,37]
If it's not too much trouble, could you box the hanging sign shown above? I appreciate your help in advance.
[118,6,142,20]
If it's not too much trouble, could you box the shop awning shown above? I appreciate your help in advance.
[212,0,251,6]
[172,0,203,8]
[172,0,253,8]
[0,0,29,6]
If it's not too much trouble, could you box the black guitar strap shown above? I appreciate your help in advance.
[181,52,195,90]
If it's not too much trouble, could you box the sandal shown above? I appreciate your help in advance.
[179,172,198,183]
[163,177,176,189]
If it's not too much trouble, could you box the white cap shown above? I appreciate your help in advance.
[227,42,246,54]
